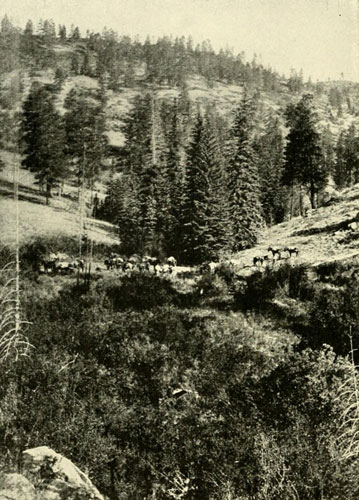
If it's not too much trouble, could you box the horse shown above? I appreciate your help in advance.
[268,246,282,260]
[253,256,264,267]
[284,247,299,258]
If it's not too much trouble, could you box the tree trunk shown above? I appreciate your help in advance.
[310,179,316,209]
[299,185,303,216]
[45,182,51,205]
[290,184,294,219]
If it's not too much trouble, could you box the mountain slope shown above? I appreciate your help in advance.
[232,184,359,274]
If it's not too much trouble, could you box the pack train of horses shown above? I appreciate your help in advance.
[39,254,85,275]
[104,254,177,274]
[253,246,299,267]
[38,245,300,277]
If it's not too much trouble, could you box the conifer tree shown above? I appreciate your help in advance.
[180,113,231,264]
[104,175,142,254]
[320,125,335,177]
[164,102,185,256]
[337,124,359,186]
[334,130,347,189]
[255,115,286,225]
[284,94,327,208]
[58,24,67,42]
[0,16,20,75]
[20,20,36,66]
[120,92,169,255]
[64,88,108,190]
[228,93,263,251]
[20,83,67,204]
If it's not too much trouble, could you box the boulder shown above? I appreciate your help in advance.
[0,472,36,500]
[21,446,104,500]
[348,221,358,231]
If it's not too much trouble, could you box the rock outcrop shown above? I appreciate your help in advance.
[0,446,104,500]
[0,473,36,500]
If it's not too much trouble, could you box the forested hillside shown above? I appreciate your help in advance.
[2,15,359,500]
[1,15,359,262]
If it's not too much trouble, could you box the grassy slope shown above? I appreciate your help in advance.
[232,185,359,274]
[0,152,120,249]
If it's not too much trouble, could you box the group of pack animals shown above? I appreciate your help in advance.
[39,253,85,275]
[104,254,178,274]
[252,246,299,267]
[38,245,300,278]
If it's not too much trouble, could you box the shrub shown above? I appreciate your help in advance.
[196,272,230,300]
[214,262,238,290]
[235,264,312,311]
[99,273,180,310]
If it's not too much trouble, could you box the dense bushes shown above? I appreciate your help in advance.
[304,277,359,356]
[0,275,357,499]
[235,263,313,310]
[99,273,181,310]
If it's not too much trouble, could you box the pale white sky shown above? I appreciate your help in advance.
[2,0,359,82]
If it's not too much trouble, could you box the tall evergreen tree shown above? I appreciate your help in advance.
[0,16,20,75]
[334,130,347,189]
[164,101,185,256]
[255,115,287,225]
[228,93,263,251]
[20,20,36,66]
[103,175,142,254]
[180,113,231,264]
[284,94,327,209]
[120,92,170,255]
[320,125,336,178]
[20,83,67,203]
[64,88,108,190]
[342,124,359,186]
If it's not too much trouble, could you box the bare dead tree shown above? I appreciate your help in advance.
[0,71,33,362]
[0,158,32,362]
[335,330,359,462]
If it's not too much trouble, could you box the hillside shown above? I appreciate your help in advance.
[2,141,359,275]
[6,68,359,151]
[232,184,359,273]
[1,19,359,262]
[0,152,120,249]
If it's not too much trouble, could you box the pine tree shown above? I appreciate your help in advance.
[120,92,170,255]
[20,20,36,66]
[340,124,359,186]
[228,93,263,251]
[103,175,142,255]
[0,16,20,75]
[255,115,286,225]
[284,94,327,209]
[164,102,185,256]
[58,24,67,42]
[180,113,231,264]
[71,26,81,41]
[320,125,336,177]
[20,83,68,204]
[334,130,346,188]
[64,88,108,190]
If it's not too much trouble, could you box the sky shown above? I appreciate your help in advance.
[1,0,359,82]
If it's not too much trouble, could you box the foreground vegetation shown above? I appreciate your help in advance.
[1,242,359,500]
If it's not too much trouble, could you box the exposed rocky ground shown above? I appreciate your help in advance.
[0,446,104,500]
